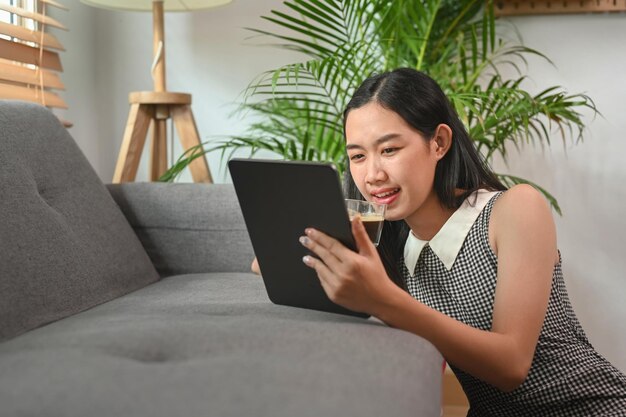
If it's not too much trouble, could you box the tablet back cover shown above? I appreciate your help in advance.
[229,158,367,318]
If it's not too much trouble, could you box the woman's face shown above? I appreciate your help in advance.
[345,102,443,222]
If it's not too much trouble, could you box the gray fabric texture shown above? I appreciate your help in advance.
[0,272,443,417]
[0,101,159,341]
[107,183,254,276]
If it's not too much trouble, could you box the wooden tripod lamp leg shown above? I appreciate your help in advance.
[113,103,152,183]
[150,117,168,181]
[171,104,213,183]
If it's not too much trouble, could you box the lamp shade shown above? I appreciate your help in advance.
[80,0,232,12]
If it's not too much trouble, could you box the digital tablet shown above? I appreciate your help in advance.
[228,158,368,318]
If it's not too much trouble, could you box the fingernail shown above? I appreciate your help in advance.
[299,236,310,246]
[305,228,314,236]
[302,255,311,264]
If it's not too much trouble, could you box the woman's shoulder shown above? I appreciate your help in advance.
[489,184,556,244]
[492,184,551,218]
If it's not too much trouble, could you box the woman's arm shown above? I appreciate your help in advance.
[302,185,556,392]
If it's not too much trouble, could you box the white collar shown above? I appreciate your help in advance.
[404,189,498,273]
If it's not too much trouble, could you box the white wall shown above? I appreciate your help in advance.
[57,1,625,371]
[48,0,100,172]
[492,14,626,371]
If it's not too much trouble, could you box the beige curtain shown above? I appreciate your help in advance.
[0,0,70,126]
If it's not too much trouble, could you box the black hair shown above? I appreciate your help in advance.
[342,68,506,288]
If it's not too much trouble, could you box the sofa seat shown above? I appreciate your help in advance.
[0,272,442,417]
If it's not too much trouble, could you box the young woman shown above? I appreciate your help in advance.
[298,68,626,416]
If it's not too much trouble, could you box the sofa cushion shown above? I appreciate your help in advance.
[0,101,159,341]
[0,272,443,417]
[107,183,254,276]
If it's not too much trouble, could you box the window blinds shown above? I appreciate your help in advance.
[0,0,69,126]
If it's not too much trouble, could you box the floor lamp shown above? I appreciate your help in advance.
[80,0,232,183]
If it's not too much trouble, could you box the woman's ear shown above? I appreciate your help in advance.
[431,124,452,160]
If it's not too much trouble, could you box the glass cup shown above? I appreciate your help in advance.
[345,199,386,246]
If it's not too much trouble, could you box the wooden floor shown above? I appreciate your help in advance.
[442,366,469,417]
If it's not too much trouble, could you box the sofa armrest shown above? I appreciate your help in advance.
[106,183,254,277]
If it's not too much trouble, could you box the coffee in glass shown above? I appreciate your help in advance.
[344,199,386,246]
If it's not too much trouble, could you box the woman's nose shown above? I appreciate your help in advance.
[365,159,387,184]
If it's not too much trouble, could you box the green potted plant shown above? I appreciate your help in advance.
[162,0,596,213]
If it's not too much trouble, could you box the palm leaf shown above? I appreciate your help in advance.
[161,0,598,216]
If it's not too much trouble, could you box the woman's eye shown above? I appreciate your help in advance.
[382,147,397,155]
[349,154,364,161]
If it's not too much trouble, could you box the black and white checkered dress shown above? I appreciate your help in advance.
[401,191,626,416]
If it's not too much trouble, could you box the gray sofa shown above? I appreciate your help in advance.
[0,101,442,417]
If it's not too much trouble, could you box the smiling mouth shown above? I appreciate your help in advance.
[372,188,400,199]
